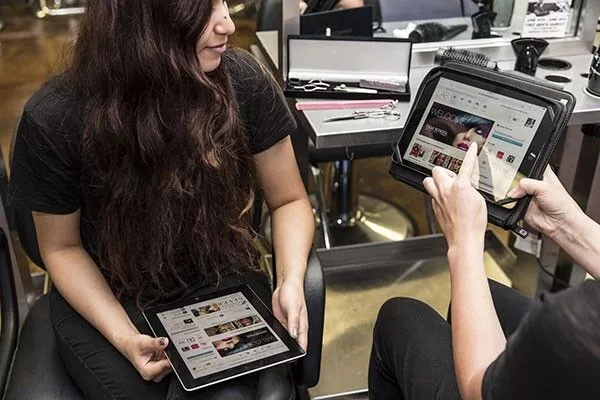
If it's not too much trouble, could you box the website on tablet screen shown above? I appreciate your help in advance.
[404,77,547,200]
[157,293,289,379]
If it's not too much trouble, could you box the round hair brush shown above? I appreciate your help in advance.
[434,47,499,70]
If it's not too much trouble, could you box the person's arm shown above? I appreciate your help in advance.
[254,136,314,350]
[507,167,600,278]
[447,245,506,400]
[423,143,505,400]
[34,210,172,382]
[550,212,600,278]
[336,0,365,9]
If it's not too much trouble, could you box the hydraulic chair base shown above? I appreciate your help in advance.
[260,159,415,249]
[260,194,414,249]
[313,193,414,248]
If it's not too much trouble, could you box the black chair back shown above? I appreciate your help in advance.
[364,0,382,26]
[0,146,20,395]
[256,0,281,31]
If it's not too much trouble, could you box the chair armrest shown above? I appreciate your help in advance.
[0,229,20,396]
[293,247,325,388]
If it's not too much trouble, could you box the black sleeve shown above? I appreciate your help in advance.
[8,111,80,214]
[226,49,297,154]
[482,281,600,400]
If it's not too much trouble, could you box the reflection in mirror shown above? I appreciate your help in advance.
[297,0,584,44]
[299,0,365,15]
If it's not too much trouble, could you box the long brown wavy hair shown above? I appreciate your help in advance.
[69,0,257,303]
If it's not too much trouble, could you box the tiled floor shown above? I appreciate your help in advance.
[1,6,595,399]
[310,252,512,398]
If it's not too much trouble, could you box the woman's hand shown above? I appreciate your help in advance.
[118,334,172,382]
[423,142,487,250]
[272,278,308,351]
[506,166,583,238]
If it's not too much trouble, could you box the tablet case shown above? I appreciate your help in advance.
[389,62,576,235]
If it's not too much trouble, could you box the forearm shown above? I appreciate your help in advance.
[448,241,506,400]
[550,212,600,278]
[271,198,314,286]
[336,0,365,8]
[44,246,138,351]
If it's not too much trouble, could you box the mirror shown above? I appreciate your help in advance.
[298,0,584,43]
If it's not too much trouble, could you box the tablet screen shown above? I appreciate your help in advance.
[156,291,289,379]
[403,77,547,201]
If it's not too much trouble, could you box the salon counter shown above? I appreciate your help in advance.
[301,55,600,148]
[255,30,600,150]
[255,16,517,72]
[254,29,600,294]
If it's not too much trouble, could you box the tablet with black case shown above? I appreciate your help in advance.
[143,285,305,391]
[389,62,575,235]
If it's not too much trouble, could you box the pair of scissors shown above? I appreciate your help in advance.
[323,109,401,123]
[288,79,330,92]
[323,111,371,122]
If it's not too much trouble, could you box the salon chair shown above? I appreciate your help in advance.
[306,144,416,248]
[257,0,281,31]
[0,123,326,400]
[255,0,416,249]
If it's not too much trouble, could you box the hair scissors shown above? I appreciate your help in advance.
[323,108,401,123]
[288,79,330,92]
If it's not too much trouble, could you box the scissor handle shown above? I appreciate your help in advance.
[366,110,401,120]
[302,85,323,92]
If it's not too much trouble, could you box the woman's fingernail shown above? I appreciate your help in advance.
[506,188,516,198]
[291,328,298,339]
[160,337,168,346]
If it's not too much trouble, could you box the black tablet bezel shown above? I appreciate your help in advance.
[397,70,557,206]
[143,285,305,392]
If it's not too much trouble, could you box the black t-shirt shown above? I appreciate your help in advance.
[483,280,600,399]
[8,49,296,286]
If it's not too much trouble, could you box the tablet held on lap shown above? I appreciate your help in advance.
[143,285,305,391]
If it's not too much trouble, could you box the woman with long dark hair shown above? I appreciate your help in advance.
[8,1,314,398]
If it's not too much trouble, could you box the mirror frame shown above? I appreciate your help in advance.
[278,0,599,78]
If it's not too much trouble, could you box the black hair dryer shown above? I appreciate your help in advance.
[472,0,492,12]
[471,10,497,39]
[511,38,549,76]
[587,46,600,97]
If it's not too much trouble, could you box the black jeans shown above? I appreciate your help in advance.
[49,270,272,400]
[368,280,533,400]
